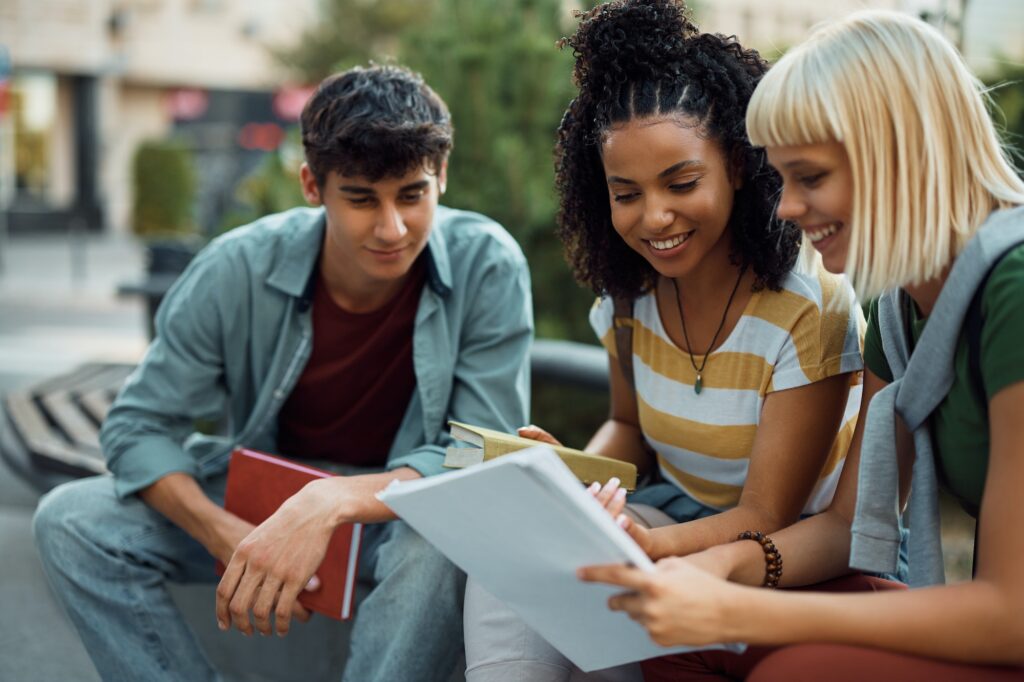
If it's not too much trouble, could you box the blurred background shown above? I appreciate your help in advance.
[0,2,1021,657]
[2,0,1022,445]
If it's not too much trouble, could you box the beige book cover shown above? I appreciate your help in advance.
[444,420,637,491]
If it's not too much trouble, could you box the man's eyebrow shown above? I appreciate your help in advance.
[399,180,431,192]
[339,185,375,195]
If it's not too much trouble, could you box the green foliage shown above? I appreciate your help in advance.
[399,0,597,342]
[985,61,1024,166]
[219,130,307,232]
[273,0,431,81]
[132,140,196,237]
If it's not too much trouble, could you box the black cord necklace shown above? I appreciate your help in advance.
[671,265,748,395]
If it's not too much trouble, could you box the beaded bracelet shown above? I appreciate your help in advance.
[736,530,783,588]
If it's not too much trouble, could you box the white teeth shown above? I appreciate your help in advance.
[808,223,841,243]
[648,233,691,250]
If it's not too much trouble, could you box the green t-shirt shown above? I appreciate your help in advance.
[863,244,1024,515]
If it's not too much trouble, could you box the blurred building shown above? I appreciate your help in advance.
[697,0,1024,74]
[0,0,317,234]
[1,0,1020,236]
[697,0,898,55]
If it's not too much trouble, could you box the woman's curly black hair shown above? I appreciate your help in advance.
[555,0,800,299]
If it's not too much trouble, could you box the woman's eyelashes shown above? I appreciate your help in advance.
[611,178,700,203]
[669,179,699,193]
[797,171,827,188]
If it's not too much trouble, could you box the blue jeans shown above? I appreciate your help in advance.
[33,474,465,682]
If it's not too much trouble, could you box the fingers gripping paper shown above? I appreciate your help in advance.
[377,447,742,671]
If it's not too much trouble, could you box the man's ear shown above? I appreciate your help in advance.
[299,163,322,206]
[437,159,448,195]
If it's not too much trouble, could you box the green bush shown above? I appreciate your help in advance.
[132,140,196,237]
[986,62,1024,165]
[219,131,307,233]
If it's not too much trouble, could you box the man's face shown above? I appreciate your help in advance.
[301,162,446,294]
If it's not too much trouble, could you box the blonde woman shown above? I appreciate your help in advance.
[581,10,1024,681]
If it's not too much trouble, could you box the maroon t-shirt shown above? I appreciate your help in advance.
[276,260,425,466]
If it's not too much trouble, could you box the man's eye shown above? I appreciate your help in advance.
[348,197,372,206]
[400,192,425,203]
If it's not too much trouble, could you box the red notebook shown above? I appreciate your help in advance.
[218,447,363,620]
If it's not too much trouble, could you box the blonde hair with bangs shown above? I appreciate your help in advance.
[747,10,1024,300]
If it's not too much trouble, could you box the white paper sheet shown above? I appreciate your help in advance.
[377,446,743,671]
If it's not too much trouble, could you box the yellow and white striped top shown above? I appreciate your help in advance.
[591,265,864,513]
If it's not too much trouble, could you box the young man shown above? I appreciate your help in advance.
[33,65,532,682]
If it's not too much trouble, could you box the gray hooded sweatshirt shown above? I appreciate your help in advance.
[849,205,1024,587]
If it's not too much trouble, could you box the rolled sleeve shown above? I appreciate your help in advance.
[100,246,234,498]
[387,443,448,479]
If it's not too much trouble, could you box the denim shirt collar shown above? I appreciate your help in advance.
[263,207,453,303]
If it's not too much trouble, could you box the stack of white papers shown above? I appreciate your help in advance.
[378,446,742,671]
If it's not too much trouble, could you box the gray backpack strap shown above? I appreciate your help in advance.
[612,296,635,389]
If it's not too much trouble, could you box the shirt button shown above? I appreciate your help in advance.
[273,389,285,400]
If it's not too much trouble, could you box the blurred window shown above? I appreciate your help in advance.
[11,72,57,204]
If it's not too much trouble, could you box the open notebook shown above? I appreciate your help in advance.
[378,446,743,671]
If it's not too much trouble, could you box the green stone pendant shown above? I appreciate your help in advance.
[694,373,703,395]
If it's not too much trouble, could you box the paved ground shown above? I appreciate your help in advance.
[0,231,147,682]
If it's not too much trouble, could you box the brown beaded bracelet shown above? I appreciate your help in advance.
[736,530,783,588]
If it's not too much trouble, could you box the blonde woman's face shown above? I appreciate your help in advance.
[766,142,853,273]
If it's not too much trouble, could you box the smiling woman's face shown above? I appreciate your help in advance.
[601,116,739,281]
[766,141,853,274]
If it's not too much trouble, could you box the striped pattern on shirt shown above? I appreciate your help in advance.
[591,265,864,513]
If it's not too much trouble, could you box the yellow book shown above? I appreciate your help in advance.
[444,421,637,491]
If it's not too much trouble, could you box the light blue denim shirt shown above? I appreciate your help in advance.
[101,205,533,499]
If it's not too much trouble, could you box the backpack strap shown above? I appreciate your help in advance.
[612,296,635,390]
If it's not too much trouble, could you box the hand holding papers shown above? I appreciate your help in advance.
[377,447,743,671]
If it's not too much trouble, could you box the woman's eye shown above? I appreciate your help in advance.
[612,192,639,203]
[669,180,698,192]
[799,172,827,187]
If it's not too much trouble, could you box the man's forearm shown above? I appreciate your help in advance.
[138,472,241,559]
[320,466,423,525]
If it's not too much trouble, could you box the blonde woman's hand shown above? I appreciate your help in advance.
[578,555,739,647]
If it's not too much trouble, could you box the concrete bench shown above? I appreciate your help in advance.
[2,343,608,488]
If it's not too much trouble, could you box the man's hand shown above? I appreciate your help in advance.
[139,473,313,628]
[216,477,341,637]
[200,510,255,567]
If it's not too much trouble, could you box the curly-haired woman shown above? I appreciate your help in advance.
[462,1,875,680]
[582,10,1024,682]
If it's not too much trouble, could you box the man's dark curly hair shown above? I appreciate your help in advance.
[555,0,799,299]
[301,64,453,186]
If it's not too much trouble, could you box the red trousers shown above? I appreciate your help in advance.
[640,574,1024,682]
